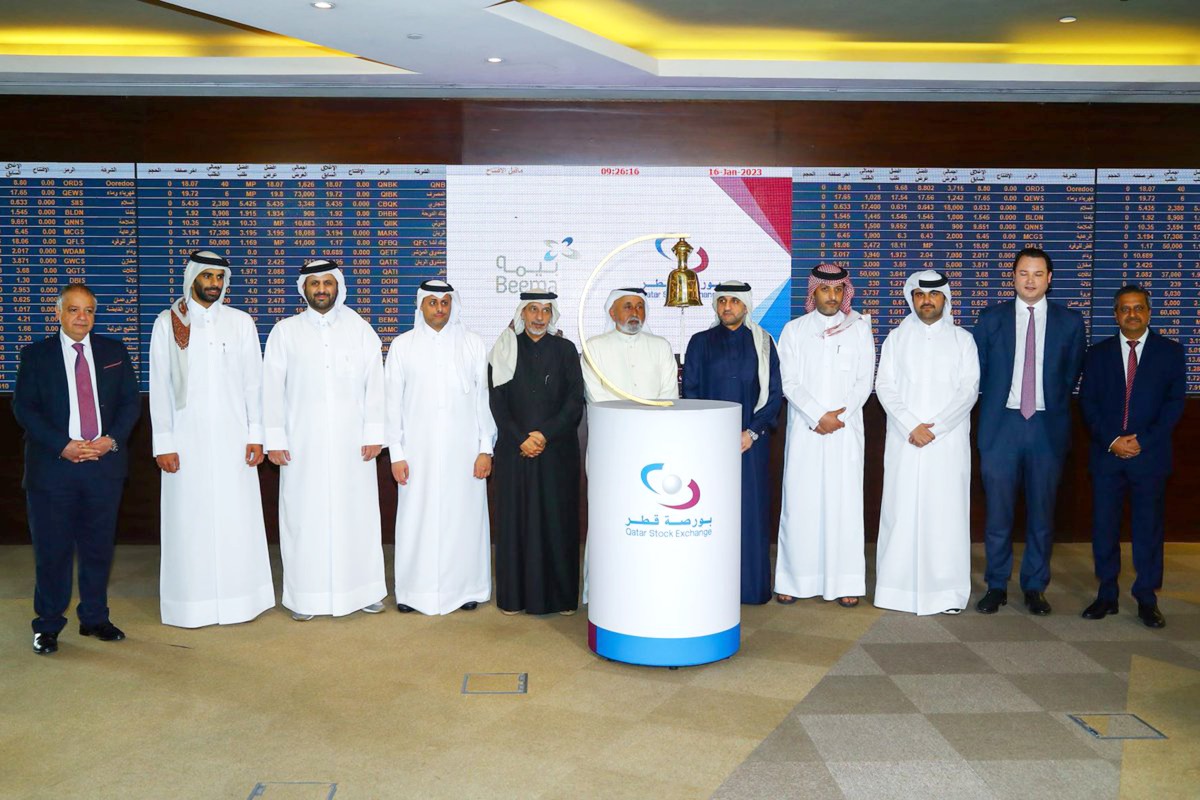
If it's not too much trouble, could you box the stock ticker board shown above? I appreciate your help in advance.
[2,162,1199,392]
[791,167,1095,336]
[0,162,446,390]
[1094,170,1200,392]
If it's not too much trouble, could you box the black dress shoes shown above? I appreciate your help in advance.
[1024,591,1052,615]
[975,589,1008,614]
[33,632,58,655]
[460,602,479,611]
[79,621,125,641]
[1081,598,1119,620]
[396,604,415,613]
[1137,603,1166,629]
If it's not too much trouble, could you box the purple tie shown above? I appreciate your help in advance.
[1020,306,1036,420]
[1122,340,1138,430]
[73,342,99,440]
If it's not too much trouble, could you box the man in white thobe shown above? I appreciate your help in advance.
[263,259,387,621]
[775,264,875,607]
[385,279,496,615]
[580,287,678,603]
[875,270,980,615]
[581,287,678,403]
[149,251,274,628]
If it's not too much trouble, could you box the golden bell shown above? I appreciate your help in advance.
[664,237,702,307]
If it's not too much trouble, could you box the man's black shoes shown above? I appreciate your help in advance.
[1081,598,1119,620]
[79,621,125,641]
[396,604,415,613]
[975,589,1008,614]
[1137,603,1166,629]
[1023,591,1052,616]
[460,602,479,611]
[33,632,58,655]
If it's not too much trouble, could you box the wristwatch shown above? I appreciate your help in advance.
[106,435,119,453]
[747,430,759,442]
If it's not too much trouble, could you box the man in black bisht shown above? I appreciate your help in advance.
[488,292,585,616]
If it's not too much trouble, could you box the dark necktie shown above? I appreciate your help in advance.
[73,342,99,440]
[1122,340,1138,431]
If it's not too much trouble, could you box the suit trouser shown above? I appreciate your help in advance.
[27,473,124,634]
[980,409,1065,593]
[1090,465,1166,606]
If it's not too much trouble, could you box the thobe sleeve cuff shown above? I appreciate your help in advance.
[478,437,494,456]
[898,410,923,435]
[389,442,406,462]
[362,422,385,446]
[246,423,264,445]
[265,427,289,451]
[799,399,825,429]
[152,432,175,456]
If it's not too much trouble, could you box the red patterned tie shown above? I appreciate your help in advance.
[1122,340,1138,431]
[73,342,99,440]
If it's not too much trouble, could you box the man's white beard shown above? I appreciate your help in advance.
[617,318,643,335]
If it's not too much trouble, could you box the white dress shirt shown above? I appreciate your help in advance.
[1121,328,1148,381]
[59,330,102,440]
[1005,296,1048,412]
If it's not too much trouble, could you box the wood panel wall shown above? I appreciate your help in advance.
[1,96,1197,545]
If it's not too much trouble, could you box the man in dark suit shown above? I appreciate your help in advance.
[1078,285,1185,628]
[973,248,1086,616]
[13,283,140,655]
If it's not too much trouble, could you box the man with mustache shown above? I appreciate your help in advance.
[15,283,140,655]
[774,264,875,609]
[579,287,679,605]
[149,251,274,627]
[581,287,678,403]
[682,281,783,605]
[385,280,496,615]
[1079,285,1185,628]
[874,270,979,615]
[973,247,1085,616]
[263,259,387,621]
[488,292,585,615]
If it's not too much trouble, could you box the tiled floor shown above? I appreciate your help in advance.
[2,542,1197,798]
[715,544,1200,800]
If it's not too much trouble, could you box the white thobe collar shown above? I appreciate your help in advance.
[815,310,844,333]
[916,315,948,336]
[189,298,220,325]
[304,305,339,328]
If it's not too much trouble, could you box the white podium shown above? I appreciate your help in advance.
[586,399,742,667]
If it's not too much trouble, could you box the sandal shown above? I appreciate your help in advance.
[776,594,799,605]
[835,596,860,608]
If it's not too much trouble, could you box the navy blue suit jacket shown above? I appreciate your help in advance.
[1079,331,1186,477]
[972,299,1086,456]
[13,333,141,490]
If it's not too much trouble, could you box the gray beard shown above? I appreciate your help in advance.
[617,319,643,335]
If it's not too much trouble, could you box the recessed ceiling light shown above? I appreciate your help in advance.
[1059,15,1077,23]
[312,2,334,9]
[407,33,423,40]
[487,57,503,63]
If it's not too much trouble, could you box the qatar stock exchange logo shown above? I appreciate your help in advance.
[627,463,713,539]
[640,463,700,509]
